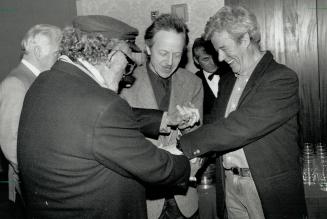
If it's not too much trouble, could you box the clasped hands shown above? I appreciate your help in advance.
[166,103,200,130]
[160,143,202,183]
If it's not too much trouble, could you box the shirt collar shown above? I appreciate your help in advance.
[21,59,41,77]
[203,70,220,79]
[234,52,265,79]
[59,55,108,88]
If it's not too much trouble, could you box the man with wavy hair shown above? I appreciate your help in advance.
[179,6,307,219]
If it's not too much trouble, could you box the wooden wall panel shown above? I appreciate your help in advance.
[317,0,327,143]
[283,0,320,143]
[225,0,321,143]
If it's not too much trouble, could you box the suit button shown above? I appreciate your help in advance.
[193,149,200,155]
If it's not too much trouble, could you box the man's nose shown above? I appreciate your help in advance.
[218,49,225,62]
[167,53,173,66]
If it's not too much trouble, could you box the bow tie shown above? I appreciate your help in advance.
[207,70,220,81]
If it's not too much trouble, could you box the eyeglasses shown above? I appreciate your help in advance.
[108,50,136,76]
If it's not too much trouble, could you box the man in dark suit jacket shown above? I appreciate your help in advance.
[17,16,194,219]
[192,37,233,123]
[179,6,307,219]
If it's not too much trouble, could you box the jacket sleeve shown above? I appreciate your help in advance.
[0,77,26,169]
[131,107,163,139]
[181,79,204,134]
[92,97,190,187]
[180,68,299,159]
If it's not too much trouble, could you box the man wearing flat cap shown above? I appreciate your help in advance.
[17,15,198,219]
[73,15,141,53]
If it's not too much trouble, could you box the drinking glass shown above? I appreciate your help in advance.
[302,156,317,186]
[318,160,327,191]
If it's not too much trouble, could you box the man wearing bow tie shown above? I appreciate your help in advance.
[192,37,232,120]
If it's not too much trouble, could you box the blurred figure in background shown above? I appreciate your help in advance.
[121,14,203,219]
[0,24,62,218]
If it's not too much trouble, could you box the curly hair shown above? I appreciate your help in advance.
[60,26,120,65]
[204,6,261,45]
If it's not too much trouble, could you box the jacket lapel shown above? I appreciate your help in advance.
[168,71,185,113]
[137,67,159,109]
[238,52,274,106]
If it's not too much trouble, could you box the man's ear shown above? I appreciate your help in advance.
[241,32,251,48]
[193,57,199,65]
[33,45,41,60]
[145,45,151,56]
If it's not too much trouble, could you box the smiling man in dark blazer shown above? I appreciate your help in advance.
[179,6,307,219]
[17,16,193,219]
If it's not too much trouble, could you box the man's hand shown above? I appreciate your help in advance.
[159,143,183,155]
[176,103,200,130]
[165,104,200,129]
[189,158,202,182]
[165,106,191,127]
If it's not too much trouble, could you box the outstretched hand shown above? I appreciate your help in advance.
[166,103,200,130]
[176,103,200,130]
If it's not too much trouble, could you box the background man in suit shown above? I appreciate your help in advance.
[0,24,62,216]
[192,37,228,219]
[17,15,195,219]
[192,37,232,119]
[121,14,203,219]
[179,6,307,219]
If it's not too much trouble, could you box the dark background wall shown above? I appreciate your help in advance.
[0,0,77,82]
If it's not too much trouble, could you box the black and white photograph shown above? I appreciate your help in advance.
[0,0,326,218]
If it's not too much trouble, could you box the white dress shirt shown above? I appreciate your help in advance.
[203,70,219,97]
[21,59,41,77]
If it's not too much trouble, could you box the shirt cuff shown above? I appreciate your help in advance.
[159,112,171,134]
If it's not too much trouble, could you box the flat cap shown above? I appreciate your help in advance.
[73,15,141,52]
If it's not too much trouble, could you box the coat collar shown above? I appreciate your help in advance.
[238,51,274,106]
[51,60,101,88]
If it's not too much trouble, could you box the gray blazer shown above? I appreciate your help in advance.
[0,62,36,201]
[121,65,204,218]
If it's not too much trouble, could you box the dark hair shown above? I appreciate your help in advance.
[192,37,217,61]
[144,13,189,48]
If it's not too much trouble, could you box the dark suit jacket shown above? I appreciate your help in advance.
[180,52,307,219]
[195,70,217,118]
[17,61,190,219]
[195,64,232,121]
